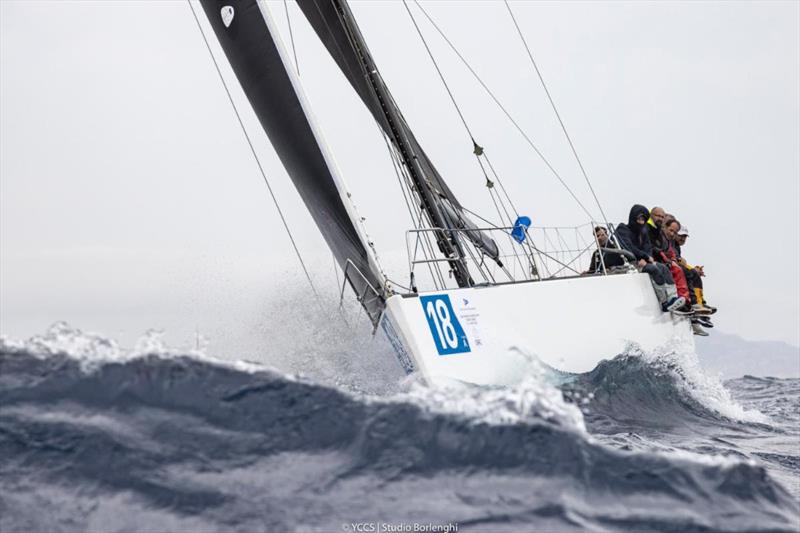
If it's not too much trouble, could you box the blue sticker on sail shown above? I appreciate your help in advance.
[420,295,470,355]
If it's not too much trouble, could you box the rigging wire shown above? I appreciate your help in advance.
[380,126,446,289]
[404,0,553,282]
[410,0,597,222]
[282,0,349,301]
[402,1,505,214]
[403,0,514,220]
[280,0,349,307]
[282,0,301,74]
[282,6,386,310]
[378,118,447,289]
[483,154,519,219]
[503,0,614,234]
[328,0,473,289]
[401,0,475,143]
[459,204,503,229]
[403,0,528,282]
[187,1,323,303]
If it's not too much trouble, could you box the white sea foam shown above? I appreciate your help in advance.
[391,348,587,432]
[629,337,771,425]
[0,323,768,430]
[0,322,271,375]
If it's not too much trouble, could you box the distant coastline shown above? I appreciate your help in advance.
[696,331,800,379]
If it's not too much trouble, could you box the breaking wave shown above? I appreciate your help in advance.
[564,341,771,430]
[1,324,798,532]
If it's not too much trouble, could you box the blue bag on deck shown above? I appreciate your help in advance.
[511,216,531,243]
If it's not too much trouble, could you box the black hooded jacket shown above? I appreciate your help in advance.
[616,204,653,261]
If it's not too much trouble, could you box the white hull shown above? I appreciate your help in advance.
[381,272,693,385]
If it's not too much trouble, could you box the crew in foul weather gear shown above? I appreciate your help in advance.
[647,206,666,246]
[659,218,693,309]
[675,226,717,316]
[617,205,684,312]
[615,205,654,262]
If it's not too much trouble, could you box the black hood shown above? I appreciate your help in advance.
[627,204,650,229]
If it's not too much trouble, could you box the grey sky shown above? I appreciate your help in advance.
[1,0,798,352]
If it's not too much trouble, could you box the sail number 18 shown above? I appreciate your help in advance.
[419,295,470,355]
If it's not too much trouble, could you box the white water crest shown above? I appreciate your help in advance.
[2,322,786,486]
[0,322,267,375]
[627,338,771,424]
[395,348,587,432]
[0,323,769,430]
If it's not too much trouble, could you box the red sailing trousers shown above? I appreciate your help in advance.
[659,250,691,302]
[669,261,691,302]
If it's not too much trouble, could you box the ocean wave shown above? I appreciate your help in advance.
[395,348,586,431]
[1,325,798,531]
[564,340,771,428]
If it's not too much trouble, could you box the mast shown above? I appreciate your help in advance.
[321,0,474,287]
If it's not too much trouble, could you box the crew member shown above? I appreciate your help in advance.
[586,226,626,274]
[648,206,667,245]
[676,226,717,316]
[616,205,685,313]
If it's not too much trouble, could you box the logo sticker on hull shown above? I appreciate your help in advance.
[456,296,484,348]
[420,295,470,355]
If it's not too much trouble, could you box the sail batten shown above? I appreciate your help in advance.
[199,0,385,322]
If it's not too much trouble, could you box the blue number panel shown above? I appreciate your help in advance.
[420,295,471,355]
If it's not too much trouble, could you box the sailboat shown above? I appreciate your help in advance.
[195,0,693,385]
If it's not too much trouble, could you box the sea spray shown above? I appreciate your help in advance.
[396,348,585,431]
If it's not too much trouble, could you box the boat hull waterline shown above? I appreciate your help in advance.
[382,272,694,385]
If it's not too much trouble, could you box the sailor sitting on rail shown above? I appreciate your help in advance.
[674,225,718,334]
[647,206,667,245]
[584,226,626,275]
[656,217,694,312]
[615,204,686,313]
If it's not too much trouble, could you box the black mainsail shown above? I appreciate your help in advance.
[296,0,501,286]
[199,0,385,321]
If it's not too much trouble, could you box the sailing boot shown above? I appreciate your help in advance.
[670,300,692,315]
[696,316,714,328]
[662,283,687,313]
[692,304,714,315]
[694,288,718,314]
[691,319,710,336]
